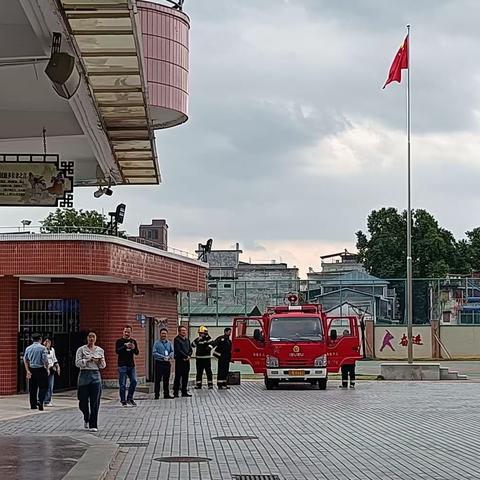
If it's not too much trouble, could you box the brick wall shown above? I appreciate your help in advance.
[0,240,206,292]
[0,276,19,395]
[21,279,179,384]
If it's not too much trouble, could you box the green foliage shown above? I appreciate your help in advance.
[357,207,472,279]
[41,208,108,234]
[465,228,480,271]
[356,207,475,323]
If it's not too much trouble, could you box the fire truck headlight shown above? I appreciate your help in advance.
[266,355,279,368]
[314,354,327,367]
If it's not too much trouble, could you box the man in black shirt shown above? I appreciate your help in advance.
[115,325,139,406]
[212,328,233,389]
[173,325,192,397]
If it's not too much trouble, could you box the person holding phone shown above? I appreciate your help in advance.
[75,332,106,432]
[115,325,139,407]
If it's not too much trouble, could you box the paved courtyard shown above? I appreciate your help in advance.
[1,380,480,479]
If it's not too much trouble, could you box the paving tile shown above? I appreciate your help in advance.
[1,381,480,479]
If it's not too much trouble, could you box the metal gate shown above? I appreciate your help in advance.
[18,299,83,393]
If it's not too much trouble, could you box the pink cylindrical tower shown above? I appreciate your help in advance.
[137,1,189,129]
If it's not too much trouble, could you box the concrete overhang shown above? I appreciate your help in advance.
[0,0,191,186]
[58,0,160,184]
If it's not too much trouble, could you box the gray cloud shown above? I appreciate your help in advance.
[4,0,480,274]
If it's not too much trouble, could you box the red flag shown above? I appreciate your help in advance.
[383,35,409,88]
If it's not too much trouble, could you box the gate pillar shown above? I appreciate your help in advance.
[0,276,19,394]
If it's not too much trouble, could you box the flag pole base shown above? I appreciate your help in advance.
[379,363,467,381]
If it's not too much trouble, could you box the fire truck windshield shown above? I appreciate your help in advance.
[269,317,323,342]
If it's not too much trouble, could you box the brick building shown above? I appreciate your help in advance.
[0,233,207,395]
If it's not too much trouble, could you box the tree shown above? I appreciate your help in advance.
[41,208,108,234]
[465,228,480,272]
[356,208,464,323]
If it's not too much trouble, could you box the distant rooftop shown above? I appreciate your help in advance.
[320,249,359,262]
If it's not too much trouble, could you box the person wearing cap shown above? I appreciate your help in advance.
[212,328,233,390]
[191,326,213,389]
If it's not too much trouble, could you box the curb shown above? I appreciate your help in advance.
[62,433,118,480]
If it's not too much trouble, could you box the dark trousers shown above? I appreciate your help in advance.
[173,359,190,395]
[154,361,171,398]
[77,371,102,429]
[341,364,356,387]
[29,367,48,408]
[217,358,230,386]
[195,358,213,387]
[118,366,137,402]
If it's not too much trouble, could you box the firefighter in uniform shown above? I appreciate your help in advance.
[212,327,232,389]
[191,326,213,389]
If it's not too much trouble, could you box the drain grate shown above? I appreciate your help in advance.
[117,442,149,447]
[154,456,211,463]
[212,436,258,441]
[233,476,280,480]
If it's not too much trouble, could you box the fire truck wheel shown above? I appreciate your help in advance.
[318,379,327,390]
[264,377,277,390]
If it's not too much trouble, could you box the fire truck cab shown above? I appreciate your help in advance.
[232,302,362,390]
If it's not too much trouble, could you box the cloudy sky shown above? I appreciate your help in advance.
[4,0,480,276]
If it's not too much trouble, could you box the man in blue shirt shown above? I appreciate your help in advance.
[24,333,49,410]
[152,328,174,399]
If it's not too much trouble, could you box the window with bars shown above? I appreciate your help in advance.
[20,299,80,333]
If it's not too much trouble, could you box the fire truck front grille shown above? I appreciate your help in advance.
[281,360,309,367]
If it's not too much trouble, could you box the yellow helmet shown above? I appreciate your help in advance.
[198,325,208,334]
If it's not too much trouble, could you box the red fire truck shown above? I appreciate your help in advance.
[232,301,362,389]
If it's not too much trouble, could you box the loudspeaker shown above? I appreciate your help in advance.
[45,52,80,100]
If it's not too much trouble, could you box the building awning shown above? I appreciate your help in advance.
[180,305,261,316]
[60,0,159,184]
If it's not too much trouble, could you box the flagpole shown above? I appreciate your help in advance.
[406,24,413,364]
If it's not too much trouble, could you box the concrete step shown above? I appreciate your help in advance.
[439,367,450,380]
[136,384,154,394]
[440,367,468,381]
[381,363,468,381]
[136,380,196,394]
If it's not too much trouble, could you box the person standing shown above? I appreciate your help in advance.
[191,326,213,389]
[173,325,192,397]
[43,338,60,407]
[212,328,232,390]
[76,332,106,432]
[115,325,139,407]
[24,333,49,410]
[340,363,356,389]
[152,328,174,399]
[339,330,356,389]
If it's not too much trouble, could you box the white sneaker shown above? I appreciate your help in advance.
[89,428,98,432]
[84,421,88,429]
[44,402,53,407]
